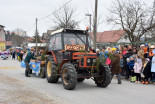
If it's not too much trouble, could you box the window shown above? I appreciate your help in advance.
[48,33,62,50]
[64,33,86,45]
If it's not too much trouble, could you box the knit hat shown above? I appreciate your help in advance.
[111,48,116,52]
[140,44,145,47]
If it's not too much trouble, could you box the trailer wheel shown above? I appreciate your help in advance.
[62,63,77,90]
[94,65,112,88]
[45,56,59,83]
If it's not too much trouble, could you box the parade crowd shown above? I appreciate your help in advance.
[96,44,155,85]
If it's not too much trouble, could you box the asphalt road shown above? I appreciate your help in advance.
[0,58,155,104]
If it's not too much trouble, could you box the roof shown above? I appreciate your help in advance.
[50,28,87,35]
[0,25,5,28]
[27,43,47,47]
[93,30,126,43]
[0,38,5,42]
[5,41,12,46]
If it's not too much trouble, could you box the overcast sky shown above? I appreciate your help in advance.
[0,0,154,36]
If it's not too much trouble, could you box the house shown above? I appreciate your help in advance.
[0,38,5,51]
[0,25,6,42]
[42,29,55,43]
[5,41,12,49]
[0,25,6,51]
[94,30,130,46]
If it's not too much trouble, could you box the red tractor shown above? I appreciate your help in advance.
[45,29,112,90]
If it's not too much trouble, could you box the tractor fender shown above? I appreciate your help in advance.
[46,51,57,64]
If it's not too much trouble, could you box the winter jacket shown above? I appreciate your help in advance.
[120,58,123,68]
[134,60,142,73]
[143,60,152,78]
[151,56,155,72]
[123,53,132,69]
[138,49,145,65]
[128,60,135,70]
[24,51,36,63]
[110,53,122,74]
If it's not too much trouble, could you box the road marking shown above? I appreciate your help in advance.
[0,67,22,69]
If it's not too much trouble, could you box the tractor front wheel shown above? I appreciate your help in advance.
[61,63,77,90]
[45,56,59,83]
[94,65,112,88]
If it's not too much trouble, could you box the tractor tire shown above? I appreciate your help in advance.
[40,67,46,78]
[61,63,77,90]
[45,56,59,83]
[94,65,112,88]
[77,78,85,82]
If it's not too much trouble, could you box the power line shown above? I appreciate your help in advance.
[26,23,35,32]
[38,0,72,21]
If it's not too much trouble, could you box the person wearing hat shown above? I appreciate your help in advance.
[149,45,155,59]
[24,48,36,77]
[144,44,149,58]
[137,44,145,65]
[110,48,122,84]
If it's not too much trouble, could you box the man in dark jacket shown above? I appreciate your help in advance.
[24,48,36,77]
[123,50,132,80]
[111,48,122,84]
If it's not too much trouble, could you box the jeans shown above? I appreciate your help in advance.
[25,62,30,76]
[112,74,122,84]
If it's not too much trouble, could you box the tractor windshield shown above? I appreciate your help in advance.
[64,33,86,45]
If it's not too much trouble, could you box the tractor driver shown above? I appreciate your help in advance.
[64,38,72,45]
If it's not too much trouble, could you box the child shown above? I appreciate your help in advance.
[134,55,143,83]
[126,58,130,80]
[128,56,135,82]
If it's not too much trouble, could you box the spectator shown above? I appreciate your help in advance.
[96,49,100,57]
[151,45,155,82]
[132,47,138,60]
[19,51,24,62]
[142,58,152,84]
[134,55,143,84]
[144,44,149,58]
[137,44,145,65]
[12,50,16,60]
[111,48,122,84]
[123,50,132,80]
[128,56,136,82]
[149,45,155,60]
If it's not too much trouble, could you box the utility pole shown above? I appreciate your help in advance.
[93,0,98,50]
[35,18,38,55]
[85,14,92,46]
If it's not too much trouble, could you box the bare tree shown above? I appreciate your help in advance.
[107,0,155,42]
[52,5,78,29]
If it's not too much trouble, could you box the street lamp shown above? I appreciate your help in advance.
[85,14,92,47]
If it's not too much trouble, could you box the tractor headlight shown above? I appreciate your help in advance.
[87,59,91,63]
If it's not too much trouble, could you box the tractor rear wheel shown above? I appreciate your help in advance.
[61,63,77,90]
[94,65,112,88]
[77,78,85,82]
[45,56,59,83]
